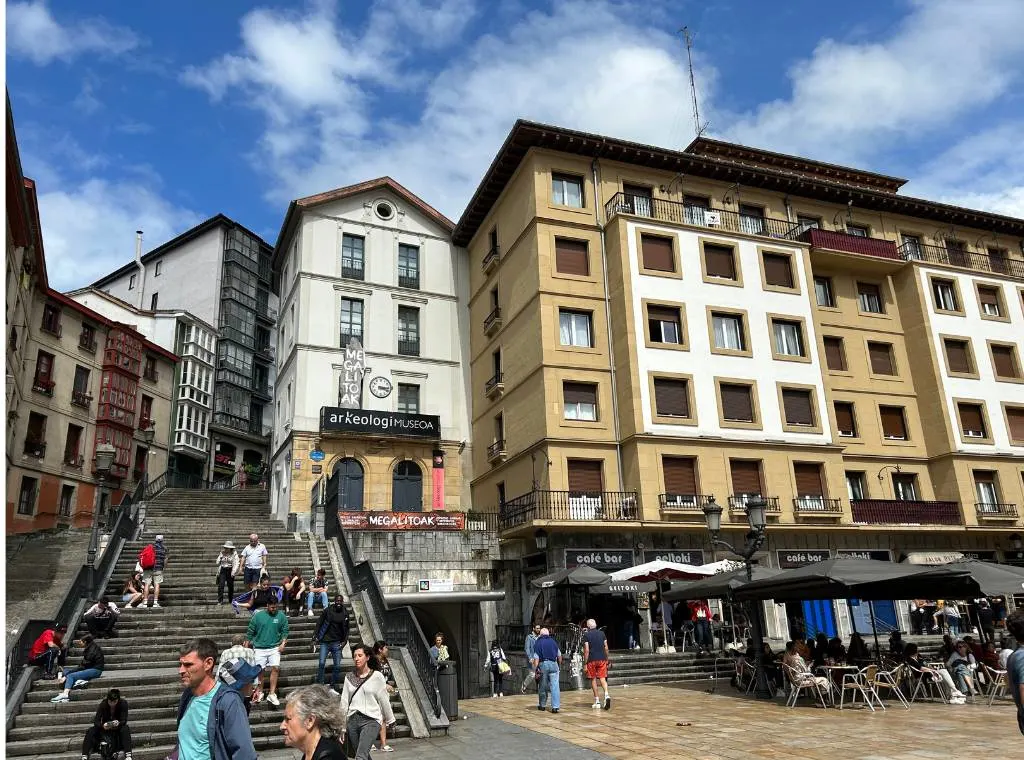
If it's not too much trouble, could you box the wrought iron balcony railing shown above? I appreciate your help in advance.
[499,490,639,529]
[486,439,507,461]
[484,372,504,397]
[728,495,782,512]
[484,306,502,334]
[71,390,92,408]
[899,241,1024,278]
[975,502,1019,518]
[32,377,55,396]
[341,265,364,281]
[793,497,843,514]
[397,339,420,357]
[482,245,500,272]
[604,192,797,239]
[658,493,714,512]
[850,499,963,525]
[790,227,901,261]
[398,273,420,290]
[23,440,46,458]
[78,333,97,352]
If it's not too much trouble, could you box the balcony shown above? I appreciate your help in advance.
[398,273,420,290]
[792,227,901,261]
[139,418,154,433]
[23,440,46,458]
[255,344,276,362]
[255,300,278,323]
[71,390,92,408]
[604,192,796,239]
[975,502,1019,520]
[483,306,503,336]
[247,420,272,438]
[397,339,420,357]
[253,381,273,400]
[486,439,507,463]
[32,377,55,396]
[484,372,504,399]
[728,496,782,514]
[900,241,1024,279]
[341,265,364,281]
[340,332,363,349]
[78,332,97,353]
[143,367,159,383]
[659,493,714,513]
[40,319,62,338]
[64,453,84,468]
[498,489,639,530]
[850,499,963,525]
[793,497,843,515]
[482,245,500,274]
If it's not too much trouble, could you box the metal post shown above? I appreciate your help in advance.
[87,474,105,590]
[744,546,774,699]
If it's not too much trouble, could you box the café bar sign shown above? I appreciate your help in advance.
[565,549,634,571]
[320,407,441,439]
[338,511,465,531]
[776,549,831,569]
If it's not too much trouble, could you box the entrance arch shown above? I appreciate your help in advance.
[333,458,365,511]
[392,460,423,512]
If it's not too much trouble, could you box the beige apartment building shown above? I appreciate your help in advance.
[454,121,1024,635]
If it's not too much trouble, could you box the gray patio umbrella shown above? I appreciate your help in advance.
[918,560,1024,596]
[531,564,611,588]
[664,566,783,601]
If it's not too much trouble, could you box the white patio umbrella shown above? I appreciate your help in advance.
[610,561,713,651]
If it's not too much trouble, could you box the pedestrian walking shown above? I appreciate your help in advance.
[28,623,68,679]
[83,597,120,638]
[583,618,611,710]
[216,541,240,604]
[52,634,105,703]
[689,599,714,653]
[307,568,329,616]
[217,649,263,718]
[139,534,168,609]
[340,645,396,760]
[80,688,133,760]
[1005,610,1024,735]
[532,627,562,713]
[372,641,397,753]
[175,637,257,760]
[521,623,541,693]
[313,594,350,690]
[247,595,289,707]
[486,640,510,697]
[240,534,268,590]
[281,684,347,759]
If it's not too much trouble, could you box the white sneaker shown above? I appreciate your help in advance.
[72,679,89,689]
[151,602,161,609]
[308,610,314,617]
[267,692,280,706]
[592,701,602,709]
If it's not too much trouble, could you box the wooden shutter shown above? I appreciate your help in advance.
[880,406,906,439]
[868,343,895,375]
[823,337,846,371]
[834,402,855,435]
[762,253,794,288]
[704,244,736,279]
[978,287,1000,312]
[782,389,814,426]
[992,345,1018,378]
[647,305,680,337]
[641,235,675,272]
[555,238,589,276]
[662,457,697,495]
[720,383,754,421]
[563,382,596,405]
[730,460,762,494]
[945,340,971,374]
[794,463,824,496]
[1007,408,1024,441]
[958,404,985,434]
[567,459,603,494]
[654,378,690,417]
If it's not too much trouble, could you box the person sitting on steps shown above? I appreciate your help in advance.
[83,597,121,639]
[121,572,144,609]
[28,623,68,680]
[306,568,329,617]
[80,688,133,760]
[52,634,105,703]
[282,568,307,616]
[233,575,283,616]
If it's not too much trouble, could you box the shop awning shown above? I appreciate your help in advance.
[903,551,965,565]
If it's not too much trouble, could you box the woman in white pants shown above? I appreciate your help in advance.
[905,643,966,704]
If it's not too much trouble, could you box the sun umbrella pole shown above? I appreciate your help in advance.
[846,598,858,636]
[869,600,881,658]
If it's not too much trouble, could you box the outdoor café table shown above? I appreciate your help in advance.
[815,664,859,705]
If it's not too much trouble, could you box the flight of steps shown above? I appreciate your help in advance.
[6,489,410,760]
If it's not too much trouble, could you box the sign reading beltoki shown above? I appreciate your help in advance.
[338,340,366,408]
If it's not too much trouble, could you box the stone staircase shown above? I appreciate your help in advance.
[6,489,411,760]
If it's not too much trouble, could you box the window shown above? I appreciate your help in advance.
[25,411,46,455]
[702,242,738,281]
[653,377,691,418]
[977,285,1004,318]
[957,402,988,439]
[493,413,505,444]
[943,338,974,376]
[711,312,746,352]
[567,458,604,497]
[341,234,365,279]
[846,471,866,500]
[143,356,158,381]
[793,463,825,507]
[772,319,805,358]
[846,224,869,237]
[392,461,423,512]
[834,402,857,437]
[647,304,683,345]
[340,298,364,345]
[17,476,38,516]
[683,195,710,225]
[823,337,847,371]
[155,261,162,276]
[34,350,54,390]
[397,383,419,414]
[563,382,598,421]
[879,405,908,440]
[902,234,922,259]
[781,388,815,427]
[662,457,698,502]
[729,459,763,499]
[796,215,820,233]
[739,204,766,235]
[555,238,589,276]
[640,234,676,274]
[150,293,159,310]
[1006,406,1024,443]
[719,382,755,423]
[552,173,583,208]
[761,252,794,289]
[140,395,154,425]
[398,244,419,288]
[129,274,136,290]
[974,471,1000,509]
[397,306,420,356]
[64,424,82,465]
[623,184,652,216]
[857,282,884,313]
[72,365,90,396]
[892,474,919,501]
[41,304,61,335]
[59,485,75,517]
[559,309,593,348]
[932,279,959,312]
[814,276,835,307]
[867,342,896,376]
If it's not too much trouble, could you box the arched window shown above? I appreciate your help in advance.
[333,458,364,512]
[392,460,423,512]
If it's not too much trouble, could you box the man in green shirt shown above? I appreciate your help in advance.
[246,597,289,706]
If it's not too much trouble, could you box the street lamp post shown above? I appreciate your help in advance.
[139,425,155,489]
[702,497,774,699]
[88,443,117,589]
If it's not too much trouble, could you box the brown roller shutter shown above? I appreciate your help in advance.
[945,340,971,374]
[662,457,697,495]
[555,238,589,276]
[834,402,856,435]
[563,382,596,405]
[720,383,754,422]
[868,342,895,375]
[730,460,762,494]
[823,337,846,371]
[880,406,907,439]
[654,378,690,417]
[978,287,1000,311]
[704,244,736,279]
[1007,408,1024,441]
[641,235,675,272]
[647,305,679,323]
[568,459,603,494]
[762,253,794,288]
[958,404,985,435]
[794,463,824,496]
[782,389,814,426]
[992,345,1018,378]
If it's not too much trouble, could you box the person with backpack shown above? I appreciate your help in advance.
[485,639,510,697]
[138,535,168,609]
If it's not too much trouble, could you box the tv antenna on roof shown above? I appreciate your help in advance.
[681,27,709,139]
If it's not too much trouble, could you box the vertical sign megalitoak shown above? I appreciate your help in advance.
[338,340,366,408]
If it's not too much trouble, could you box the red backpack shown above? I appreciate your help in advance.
[139,544,156,570]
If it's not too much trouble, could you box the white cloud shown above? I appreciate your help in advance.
[6,1,140,65]
[72,80,101,115]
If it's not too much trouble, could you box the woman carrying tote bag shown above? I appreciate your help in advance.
[339,645,395,759]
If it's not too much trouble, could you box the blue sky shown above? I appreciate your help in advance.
[7,0,1024,291]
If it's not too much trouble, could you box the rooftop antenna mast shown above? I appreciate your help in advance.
[681,27,708,138]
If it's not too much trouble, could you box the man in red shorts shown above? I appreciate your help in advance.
[583,618,611,710]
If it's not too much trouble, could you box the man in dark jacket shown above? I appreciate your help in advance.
[81,688,132,760]
[314,594,350,689]
[53,634,105,702]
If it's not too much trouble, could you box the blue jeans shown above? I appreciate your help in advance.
[307,591,328,611]
[318,642,342,687]
[947,617,960,635]
[65,667,102,689]
[537,661,560,709]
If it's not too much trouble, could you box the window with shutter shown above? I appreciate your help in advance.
[823,337,847,371]
[834,402,856,436]
[662,457,697,496]
[782,389,814,426]
[958,403,986,437]
[868,342,896,375]
[974,471,999,507]
[857,282,884,313]
[991,345,1020,379]
[647,305,682,344]
[555,238,589,276]
[762,253,794,289]
[653,378,690,418]
[932,279,959,312]
[720,383,755,422]
[704,244,737,279]
[563,382,598,421]
[793,463,824,496]
[567,459,603,495]
[977,286,1002,317]
[641,235,675,273]
[814,276,836,307]
[892,474,919,501]
[1006,407,1024,442]
[772,320,805,357]
[729,459,762,495]
[879,406,907,439]
[944,339,972,375]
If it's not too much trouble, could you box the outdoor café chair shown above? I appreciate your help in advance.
[909,670,948,704]
[983,664,1008,706]
[867,663,909,708]
[839,665,883,711]
[782,663,829,708]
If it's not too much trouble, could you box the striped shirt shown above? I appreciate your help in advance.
[154,541,168,570]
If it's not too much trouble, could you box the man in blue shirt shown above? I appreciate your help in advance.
[521,624,541,694]
[177,638,256,760]
[1006,611,1024,736]
[531,628,563,713]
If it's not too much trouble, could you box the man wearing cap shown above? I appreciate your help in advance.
[142,534,168,609]
[216,541,241,604]
[240,534,268,591]
[81,688,132,760]
[217,635,262,716]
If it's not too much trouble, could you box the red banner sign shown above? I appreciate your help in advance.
[338,511,465,531]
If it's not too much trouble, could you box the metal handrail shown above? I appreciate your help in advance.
[604,192,797,239]
[899,240,1024,278]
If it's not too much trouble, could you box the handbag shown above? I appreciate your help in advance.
[498,660,511,675]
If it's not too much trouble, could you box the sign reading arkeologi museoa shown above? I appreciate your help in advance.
[320,407,441,439]
[565,549,634,571]
[776,549,831,569]
[338,511,465,531]
[338,342,367,408]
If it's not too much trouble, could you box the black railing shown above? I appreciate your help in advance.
[499,490,639,529]
[78,333,97,352]
[658,493,714,512]
[398,273,420,289]
[143,368,159,382]
[341,265,364,281]
[143,469,267,499]
[71,390,92,408]
[604,192,797,239]
[484,372,504,395]
[397,339,420,357]
[899,241,1024,278]
[482,245,500,270]
[40,320,62,338]
[728,496,782,512]
[31,378,54,396]
[255,301,278,321]
[975,502,1019,518]
[465,511,501,532]
[850,499,963,525]
[23,441,46,458]
[793,497,843,514]
[487,440,506,460]
[484,307,502,332]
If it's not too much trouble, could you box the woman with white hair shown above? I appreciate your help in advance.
[281,684,346,759]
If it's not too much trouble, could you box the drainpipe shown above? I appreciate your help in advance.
[134,230,145,310]
[591,158,626,492]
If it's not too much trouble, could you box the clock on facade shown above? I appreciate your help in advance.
[369,376,393,398]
